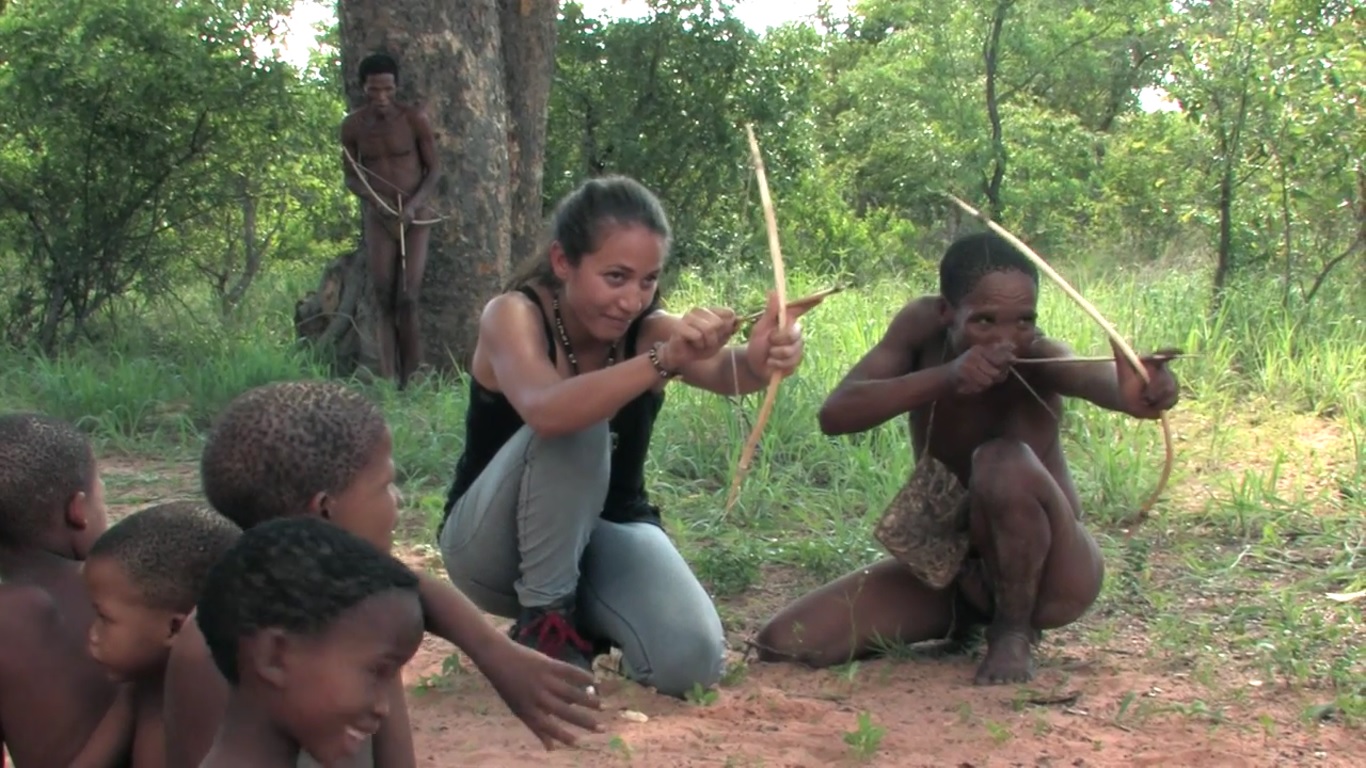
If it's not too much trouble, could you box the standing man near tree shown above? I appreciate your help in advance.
[340,52,442,389]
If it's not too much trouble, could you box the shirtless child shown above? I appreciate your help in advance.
[0,413,113,768]
[754,231,1180,684]
[162,381,600,768]
[340,52,442,389]
[196,517,424,768]
[81,502,240,768]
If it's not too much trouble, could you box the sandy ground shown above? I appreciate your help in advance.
[393,543,1359,768]
[88,453,1361,767]
[397,625,1359,768]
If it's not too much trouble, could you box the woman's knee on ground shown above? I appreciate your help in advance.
[630,620,726,698]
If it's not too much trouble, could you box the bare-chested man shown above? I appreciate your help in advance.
[340,52,442,389]
[754,231,1180,685]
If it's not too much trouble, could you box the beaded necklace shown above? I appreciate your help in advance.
[551,293,617,374]
[552,292,623,452]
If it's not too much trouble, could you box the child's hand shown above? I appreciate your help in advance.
[482,640,603,749]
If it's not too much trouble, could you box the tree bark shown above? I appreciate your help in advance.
[501,0,558,268]
[1211,164,1234,311]
[296,0,557,376]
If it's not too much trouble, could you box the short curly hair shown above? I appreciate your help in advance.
[200,381,389,530]
[0,412,96,546]
[939,231,1039,306]
[197,516,420,684]
[87,501,241,612]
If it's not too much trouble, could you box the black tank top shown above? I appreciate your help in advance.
[442,286,665,528]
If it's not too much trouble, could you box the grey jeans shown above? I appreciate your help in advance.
[437,422,726,698]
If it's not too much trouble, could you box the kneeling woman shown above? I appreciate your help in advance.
[437,176,805,698]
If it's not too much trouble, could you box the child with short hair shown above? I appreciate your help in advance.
[195,516,425,768]
[80,501,241,768]
[0,412,114,768]
[163,381,602,768]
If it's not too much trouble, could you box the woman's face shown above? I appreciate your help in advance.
[552,223,666,342]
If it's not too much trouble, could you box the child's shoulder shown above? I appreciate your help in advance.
[0,583,63,664]
[0,582,61,624]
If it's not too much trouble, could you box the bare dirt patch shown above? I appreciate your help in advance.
[396,612,1359,767]
[98,453,202,517]
[393,545,1361,768]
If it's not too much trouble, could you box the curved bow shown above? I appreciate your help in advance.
[945,194,1174,524]
[724,124,790,513]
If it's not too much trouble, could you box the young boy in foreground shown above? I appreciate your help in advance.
[81,502,241,768]
[0,413,115,768]
[196,516,425,768]
[162,381,602,768]
[756,231,1181,684]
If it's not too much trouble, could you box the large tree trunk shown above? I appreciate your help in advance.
[295,0,557,376]
[501,0,558,268]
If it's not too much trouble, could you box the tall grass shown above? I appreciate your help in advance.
[1,265,1361,714]
[3,266,1360,501]
[1,267,1361,517]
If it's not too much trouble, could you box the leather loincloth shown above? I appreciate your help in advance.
[365,201,436,243]
[873,455,971,590]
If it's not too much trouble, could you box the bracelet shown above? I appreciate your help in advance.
[649,342,681,379]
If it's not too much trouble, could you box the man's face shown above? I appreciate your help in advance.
[944,269,1041,355]
[363,73,396,115]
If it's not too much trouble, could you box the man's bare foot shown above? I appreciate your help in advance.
[973,629,1035,685]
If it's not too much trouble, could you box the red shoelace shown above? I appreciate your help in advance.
[519,611,592,660]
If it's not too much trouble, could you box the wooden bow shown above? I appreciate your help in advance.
[945,194,1174,524]
[724,124,790,513]
[343,146,446,227]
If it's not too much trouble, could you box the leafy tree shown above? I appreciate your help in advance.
[0,0,295,348]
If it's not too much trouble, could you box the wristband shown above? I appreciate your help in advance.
[649,342,681,379]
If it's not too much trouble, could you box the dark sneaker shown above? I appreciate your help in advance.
[590,633,616,659]
[509,603,595,673]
